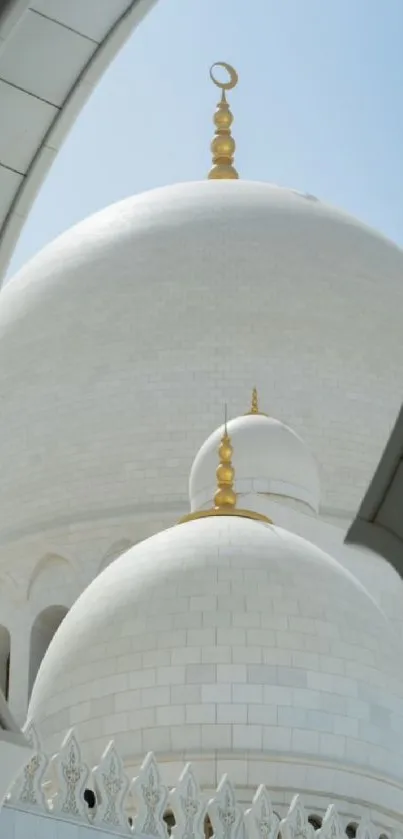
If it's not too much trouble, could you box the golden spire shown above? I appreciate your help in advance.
[245,387,268,416]
[208,62,239,180]
[250,387,259,414]
[213,409,237,511]
[178,408,272,526]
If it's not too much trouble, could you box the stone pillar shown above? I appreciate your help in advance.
[8,623,30,726]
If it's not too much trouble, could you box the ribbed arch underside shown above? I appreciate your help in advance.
[0,0,157,285]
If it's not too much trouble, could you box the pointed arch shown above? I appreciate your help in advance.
[27,553,74,600]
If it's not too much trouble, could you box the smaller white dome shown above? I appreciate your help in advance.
[190,413,320,514]
[28,512,403,806]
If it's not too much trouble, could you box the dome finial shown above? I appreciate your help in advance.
[213,405,237,511]
[250,387,259,414]
[208,62,239,180]
[246,387,268,416]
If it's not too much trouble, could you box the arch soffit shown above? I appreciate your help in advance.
[0,0,158,284]
[30,603,69,631]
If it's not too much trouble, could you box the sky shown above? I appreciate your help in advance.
[6,0,403,278]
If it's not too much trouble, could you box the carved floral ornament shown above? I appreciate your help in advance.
[4,722,400,839]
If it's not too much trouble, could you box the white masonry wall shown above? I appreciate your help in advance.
[0,807,122,839]
[1,794,400,839]
[235,494,403,643]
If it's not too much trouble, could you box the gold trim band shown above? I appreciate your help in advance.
[178,508,273,525]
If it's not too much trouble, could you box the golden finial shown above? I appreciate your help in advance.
[250,387,259,414]
[213,406,237,510]
[208,62,239,180]
[245,387,268,416]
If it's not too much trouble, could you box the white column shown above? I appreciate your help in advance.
[8,623,30,726]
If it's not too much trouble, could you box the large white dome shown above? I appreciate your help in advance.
[1,179,403,555]
[28,515,403,811]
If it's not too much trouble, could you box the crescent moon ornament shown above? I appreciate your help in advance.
[209,62,238,91]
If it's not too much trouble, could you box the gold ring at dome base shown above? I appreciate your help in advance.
[178,508,273,525]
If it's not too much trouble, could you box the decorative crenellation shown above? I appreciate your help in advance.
[169,762,207,839]
[244,783,280,839]
[208,774,244,839]
[4,724,402,839]
[50,728,90,820]
[318,806,346,839]
[280,795,315,839]
[94,740,131,833]
[5,718,49,811]
[131,751,169,838]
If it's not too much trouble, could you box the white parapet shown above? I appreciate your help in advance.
[3,722,403,838]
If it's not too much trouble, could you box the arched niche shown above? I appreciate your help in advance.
[98,539,134,575]
[0,625,10,700]
[28,605,68,699]
[27,553,74,602]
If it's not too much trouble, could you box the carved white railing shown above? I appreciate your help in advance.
[3,721,400,839]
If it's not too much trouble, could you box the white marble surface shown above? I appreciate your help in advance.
[28,516,403,814]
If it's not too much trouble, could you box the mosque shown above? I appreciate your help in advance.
[1,61,403,839]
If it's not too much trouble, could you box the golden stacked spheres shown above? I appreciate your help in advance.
[213,104,233,130]
[211,133,236,158]
[214,431,237,509]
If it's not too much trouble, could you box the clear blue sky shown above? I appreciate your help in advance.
[7,0,403,278]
